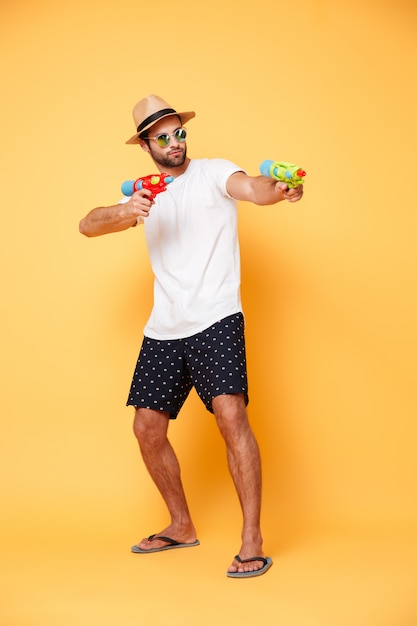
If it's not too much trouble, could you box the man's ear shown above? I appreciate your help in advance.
[138,139,150,153]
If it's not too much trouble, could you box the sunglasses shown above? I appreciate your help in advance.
[145,127,187,148]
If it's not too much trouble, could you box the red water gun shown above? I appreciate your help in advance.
[121,173,174,199]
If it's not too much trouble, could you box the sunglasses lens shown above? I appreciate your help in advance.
[156,134,170,147]
[175,128,187,142]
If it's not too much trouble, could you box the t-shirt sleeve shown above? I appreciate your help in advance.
[209,159,247,199]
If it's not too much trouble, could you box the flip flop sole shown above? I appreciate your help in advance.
[131,540,200,553]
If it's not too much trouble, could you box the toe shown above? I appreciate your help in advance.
[227,557,241,573]
[235,556,266,573]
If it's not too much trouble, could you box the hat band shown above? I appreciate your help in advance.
[137,108,177,133]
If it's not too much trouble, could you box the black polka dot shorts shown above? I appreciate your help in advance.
[126,313,249,418]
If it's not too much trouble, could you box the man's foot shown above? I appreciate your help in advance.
[227,538,272,577]
[132,524,198,553]
[131,534,200,553]
[227,554,273,578]
[227,553,267,574]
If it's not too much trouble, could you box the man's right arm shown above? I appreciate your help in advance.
[79,190,153,237]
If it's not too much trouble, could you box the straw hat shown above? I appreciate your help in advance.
[126,94,195,144]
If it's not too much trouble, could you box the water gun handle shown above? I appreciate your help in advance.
[260,160,306,188]
[121,173,174,198]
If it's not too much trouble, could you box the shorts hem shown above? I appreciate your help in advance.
[205,390,249,414]
[126,400,180,419]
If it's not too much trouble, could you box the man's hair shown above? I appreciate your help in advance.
[138,131,150,147]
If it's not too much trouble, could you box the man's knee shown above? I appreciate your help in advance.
[212,393,249,438]
[213,392,246,415]
[133,407,169,443]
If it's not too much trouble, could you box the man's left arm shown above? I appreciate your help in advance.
[226,171,304,206]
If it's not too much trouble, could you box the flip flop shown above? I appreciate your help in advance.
[131,534,200,553]
[227,555,273,578]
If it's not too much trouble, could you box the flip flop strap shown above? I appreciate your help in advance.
[148,534,180,546]
[234,554,268,566]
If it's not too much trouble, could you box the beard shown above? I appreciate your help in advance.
[149,144,187,169]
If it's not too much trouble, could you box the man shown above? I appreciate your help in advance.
[79,95,304,578]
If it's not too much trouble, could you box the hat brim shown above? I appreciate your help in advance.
[126,110,196,144]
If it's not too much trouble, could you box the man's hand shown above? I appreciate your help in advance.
[127,189,154,220]
[279,181,304,203]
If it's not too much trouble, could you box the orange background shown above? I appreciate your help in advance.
[1,1,417,624]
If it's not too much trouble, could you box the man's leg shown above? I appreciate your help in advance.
[132,407,197,550]
[212,393,266,574]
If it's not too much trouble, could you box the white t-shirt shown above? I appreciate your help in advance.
[125,158,245,340]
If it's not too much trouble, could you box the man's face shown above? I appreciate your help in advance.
[141,115,187,169]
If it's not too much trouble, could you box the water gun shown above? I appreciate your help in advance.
[260,160,306,188]
[121,173,174,199]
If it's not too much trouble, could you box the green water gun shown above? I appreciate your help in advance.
[260,160,306,188]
